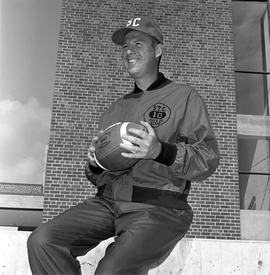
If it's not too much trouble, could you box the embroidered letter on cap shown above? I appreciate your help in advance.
[126,18,141,27]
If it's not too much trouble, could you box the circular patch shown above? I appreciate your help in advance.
[143,103,171,128]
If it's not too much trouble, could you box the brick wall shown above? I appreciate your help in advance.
[43,0,241,239]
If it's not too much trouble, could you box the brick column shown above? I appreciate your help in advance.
[43,0,240,239]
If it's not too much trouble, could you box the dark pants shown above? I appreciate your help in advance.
[27,196,193,275]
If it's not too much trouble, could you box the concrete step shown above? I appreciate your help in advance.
[1,229,270,275]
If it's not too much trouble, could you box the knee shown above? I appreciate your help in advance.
[27,224,51,251]
[95,261,142,275]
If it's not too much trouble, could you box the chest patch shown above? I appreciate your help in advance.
[143,103,171,128]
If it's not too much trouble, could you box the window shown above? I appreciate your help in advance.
[233,1,270,115]
[238,137,270,210]
[235,72,268,115]
[232,0,270,214]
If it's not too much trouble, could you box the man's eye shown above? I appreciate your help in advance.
[136,42,142,46]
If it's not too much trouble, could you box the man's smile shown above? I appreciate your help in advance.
[126,56,140,64]
[128,59,137,64]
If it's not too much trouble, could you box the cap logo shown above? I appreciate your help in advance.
[112,16,163,45]
[126,18,141,27]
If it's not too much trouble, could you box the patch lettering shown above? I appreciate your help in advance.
[144,103,171,128]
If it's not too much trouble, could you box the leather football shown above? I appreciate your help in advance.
[94,122,146,171]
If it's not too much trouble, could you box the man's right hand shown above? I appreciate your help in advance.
[87,136,98,167]
[87,130,104,167]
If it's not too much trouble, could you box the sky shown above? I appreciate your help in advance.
[0,0,62,184]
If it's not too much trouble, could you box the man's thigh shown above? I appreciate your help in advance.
[31,197,116,257]
[95,203,193,275]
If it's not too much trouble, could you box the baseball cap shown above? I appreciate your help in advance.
[111,16,163,45]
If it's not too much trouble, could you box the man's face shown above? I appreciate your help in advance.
[122,30,158,79]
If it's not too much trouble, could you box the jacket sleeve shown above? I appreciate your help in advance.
[170,88,219,181]
[84,159,104,186]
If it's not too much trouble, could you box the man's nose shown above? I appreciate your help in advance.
[125,46,136,54]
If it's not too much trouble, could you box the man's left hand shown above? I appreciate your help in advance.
[120,121,161,159]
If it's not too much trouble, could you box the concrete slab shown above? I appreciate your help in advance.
[0,194,44,209]
[1,230,270,275]
[241,210,270,241]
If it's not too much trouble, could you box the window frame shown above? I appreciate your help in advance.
[232,0,270,212]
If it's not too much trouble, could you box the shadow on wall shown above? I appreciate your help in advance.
[78,237,193,274]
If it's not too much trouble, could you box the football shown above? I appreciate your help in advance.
[94,122,146,171]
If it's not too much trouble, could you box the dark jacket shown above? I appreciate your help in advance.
[85,74,219,209]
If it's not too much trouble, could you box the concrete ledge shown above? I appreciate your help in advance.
[0,194,44,209]
[1,230,270,275]
[241,210,270,241]
[0,209,42,227]
[237,114,270,137]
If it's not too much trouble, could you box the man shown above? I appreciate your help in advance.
[27,16,219,275]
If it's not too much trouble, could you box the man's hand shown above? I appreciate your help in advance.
[87,131,104,167]
[120,121,161,159]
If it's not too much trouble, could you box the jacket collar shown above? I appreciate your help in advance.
[133,73,171,93]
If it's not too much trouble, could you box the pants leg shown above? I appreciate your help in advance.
[27,197,115,275]
[95,202,193,275]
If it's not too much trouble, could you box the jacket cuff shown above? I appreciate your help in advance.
[155,141,177,166]
[86,160,104,174]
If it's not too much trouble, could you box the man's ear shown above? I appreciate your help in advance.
[155,43,163,58]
